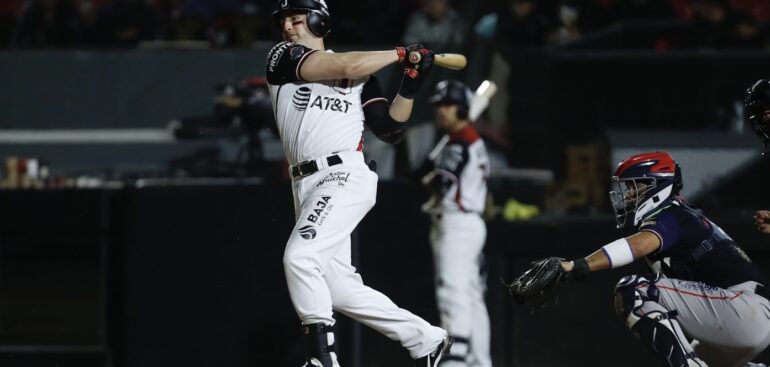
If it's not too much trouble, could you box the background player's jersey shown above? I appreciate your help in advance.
[422,126,489,215]
[265,41,366,165]
[640,198,766,288]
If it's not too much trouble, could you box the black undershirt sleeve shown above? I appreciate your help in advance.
[361,76,406,144]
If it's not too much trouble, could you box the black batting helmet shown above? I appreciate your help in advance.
[745,79,770,150]
[429,80,473,120]
[272,0,331,38]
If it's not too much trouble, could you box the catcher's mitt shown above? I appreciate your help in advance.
[506,257,567,305]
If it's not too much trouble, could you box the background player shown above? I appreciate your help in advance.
[744,79,770,234]
[556,152,770,367]
[421,80,492,367]
[266,1,452,366]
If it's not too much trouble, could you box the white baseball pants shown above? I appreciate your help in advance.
[642,278,770,367]
[430,211,492,367]
[283,151,446,359]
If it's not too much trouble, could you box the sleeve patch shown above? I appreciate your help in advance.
[265,41,315,85]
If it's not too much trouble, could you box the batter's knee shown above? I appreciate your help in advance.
[613,274,660,323]
[283,241,319,276]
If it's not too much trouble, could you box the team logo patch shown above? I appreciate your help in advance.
[290,46,305,61]
[298,225,317,240]
[293,87,312,111]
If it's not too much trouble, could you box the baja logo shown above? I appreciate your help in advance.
[307,196,333,225]
[293,87,312,111]
[317,171,351,187]
[309,96,352,113]
[298,225,316,240]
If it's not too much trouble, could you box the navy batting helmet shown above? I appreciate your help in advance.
[272,0,331,38]
[745,79,770,150]
[429,80,473,120]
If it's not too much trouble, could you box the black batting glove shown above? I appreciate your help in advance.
[397,44,434,99]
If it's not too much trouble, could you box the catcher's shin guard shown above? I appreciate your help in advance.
[614,275,706,367]
[301,323,340,367]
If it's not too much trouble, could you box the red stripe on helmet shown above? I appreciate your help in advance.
[615,151,676,176]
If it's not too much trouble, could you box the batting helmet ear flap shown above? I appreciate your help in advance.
[306,10,331,37]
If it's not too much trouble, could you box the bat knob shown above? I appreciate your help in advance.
[408,51,422,64]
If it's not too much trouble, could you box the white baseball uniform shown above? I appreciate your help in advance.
[423,125,492,367]
[266,41,446,359]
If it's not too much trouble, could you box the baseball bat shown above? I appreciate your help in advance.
[468,80,498,121]
[434,53,467,70]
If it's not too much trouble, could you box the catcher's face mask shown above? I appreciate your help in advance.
[609,177,655,228]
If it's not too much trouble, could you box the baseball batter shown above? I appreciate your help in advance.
[421,80,492,367]
[556,152,770,367]
[266,1,452,366]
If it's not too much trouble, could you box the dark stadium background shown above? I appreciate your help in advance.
[1,0,770,366]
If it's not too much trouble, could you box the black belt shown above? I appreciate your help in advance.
[756,284,769,301]
[290,154,343,179]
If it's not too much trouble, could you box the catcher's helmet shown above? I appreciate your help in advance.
[272,0,331,38]
[430,80,473,120]
[609,152,682,229]
[744,79,770,150]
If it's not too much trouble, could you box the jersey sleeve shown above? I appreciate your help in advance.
[437,143,469,177]
[265,41,318,85]
[639,209,682,252]
[430,142,469,195]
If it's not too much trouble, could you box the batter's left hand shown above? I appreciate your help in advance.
[397,45,434,98]
[754,210,770,234]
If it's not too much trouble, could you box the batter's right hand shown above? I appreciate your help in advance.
[398,69,427,99]
[754,210,770,234]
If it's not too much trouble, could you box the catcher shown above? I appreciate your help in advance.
[509,151,770,367]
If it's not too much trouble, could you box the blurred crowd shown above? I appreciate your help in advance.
[0,0,769,49]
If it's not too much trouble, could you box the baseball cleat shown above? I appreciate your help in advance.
[413,334,453,367]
